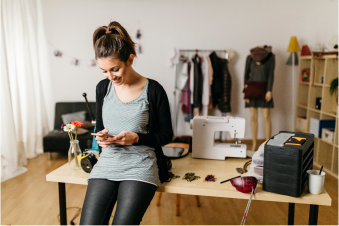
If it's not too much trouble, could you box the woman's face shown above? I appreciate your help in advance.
[97,55,134,86]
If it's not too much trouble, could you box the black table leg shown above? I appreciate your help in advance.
[309,204,319,225]
[58,182,67,225]
[288,203,295,225]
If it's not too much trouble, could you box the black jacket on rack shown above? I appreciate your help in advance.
[192,54,203,110]
[209,51,232,113]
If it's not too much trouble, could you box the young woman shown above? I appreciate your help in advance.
[79,21,173,225]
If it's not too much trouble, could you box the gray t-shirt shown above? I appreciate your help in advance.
[87,80,161,187]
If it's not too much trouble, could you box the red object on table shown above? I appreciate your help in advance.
[230,176,258,193]
[205,174,216,182]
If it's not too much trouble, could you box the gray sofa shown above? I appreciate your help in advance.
[43,102,96,160]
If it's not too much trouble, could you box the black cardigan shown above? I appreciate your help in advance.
[95,78,174,183]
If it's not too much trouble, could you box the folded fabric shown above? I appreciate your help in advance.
[244,81,267,100]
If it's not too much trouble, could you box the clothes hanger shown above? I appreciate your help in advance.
[195,49,201,63]
[195,49,204,63]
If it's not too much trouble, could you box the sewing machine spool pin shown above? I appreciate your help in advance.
[231,131,242,147]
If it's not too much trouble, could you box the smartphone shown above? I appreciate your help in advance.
[91,133,115,137]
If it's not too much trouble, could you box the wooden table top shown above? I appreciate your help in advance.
[46,143,332,206]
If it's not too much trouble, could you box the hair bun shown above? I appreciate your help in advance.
[108,28,119,35]
[93,21,136,61]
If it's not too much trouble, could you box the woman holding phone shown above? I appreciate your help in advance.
[80,21,173,225]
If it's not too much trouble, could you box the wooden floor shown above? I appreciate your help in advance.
[1,151,338,225]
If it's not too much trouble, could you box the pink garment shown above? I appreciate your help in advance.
[190,59,194,104]
[201,56,209,116]
[180,62,191,114]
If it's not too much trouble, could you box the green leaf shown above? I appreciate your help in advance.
[330,78,338,96]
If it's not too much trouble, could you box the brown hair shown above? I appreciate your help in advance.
[93,21,136,62]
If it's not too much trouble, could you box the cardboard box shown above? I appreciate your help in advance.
[309,118,335,138]
[296,116,307,131]
[322,128,334,143]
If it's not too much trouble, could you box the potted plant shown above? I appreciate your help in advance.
[330,78,338,104]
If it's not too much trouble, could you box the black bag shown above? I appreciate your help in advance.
[244,81,267,100]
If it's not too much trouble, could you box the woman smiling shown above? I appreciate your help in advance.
[79,21,173,225]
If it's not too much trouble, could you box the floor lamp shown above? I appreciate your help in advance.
[286,36,301,115]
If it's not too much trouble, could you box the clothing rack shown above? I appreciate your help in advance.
[179,49,227,52]
[173,49,229,138]
[178,49,229,60]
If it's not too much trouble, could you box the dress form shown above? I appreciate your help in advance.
[247,103,272,152]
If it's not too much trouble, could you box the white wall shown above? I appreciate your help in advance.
[41,0,338,139]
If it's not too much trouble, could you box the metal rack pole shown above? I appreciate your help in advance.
[172,64,177,137]
[179,49,227,52]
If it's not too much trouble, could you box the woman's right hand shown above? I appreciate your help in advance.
[95,128,116,148]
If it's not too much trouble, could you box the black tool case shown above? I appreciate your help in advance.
[263,131,314,197]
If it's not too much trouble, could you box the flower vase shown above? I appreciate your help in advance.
[68,140,82,170]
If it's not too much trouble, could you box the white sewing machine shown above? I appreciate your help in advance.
[190,116,247,160]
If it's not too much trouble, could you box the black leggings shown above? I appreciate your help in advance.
[79,179,158,225]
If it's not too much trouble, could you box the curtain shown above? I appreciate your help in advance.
[1,0,53,182]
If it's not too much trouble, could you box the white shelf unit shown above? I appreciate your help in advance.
[294,55,338,178]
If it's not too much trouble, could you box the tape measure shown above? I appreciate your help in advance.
[80,153,98,173]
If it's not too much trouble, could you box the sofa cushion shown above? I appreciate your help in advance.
[54,102,96,130]
[61,110,86,124]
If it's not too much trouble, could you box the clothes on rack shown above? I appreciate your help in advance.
[176,50,232,115]
[180,62,191,114]
[175,59,193,136]
[219,58,232,113]
[209,51,232,113]
[209,52,223,108]
[173,50,232,136]
[192,54,203,115]
[206,56,214,110]
[201,56,210,116]
[190,58,194,105]
[178,62,188,90]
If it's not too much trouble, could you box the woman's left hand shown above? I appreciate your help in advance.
[113,130,139,145]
